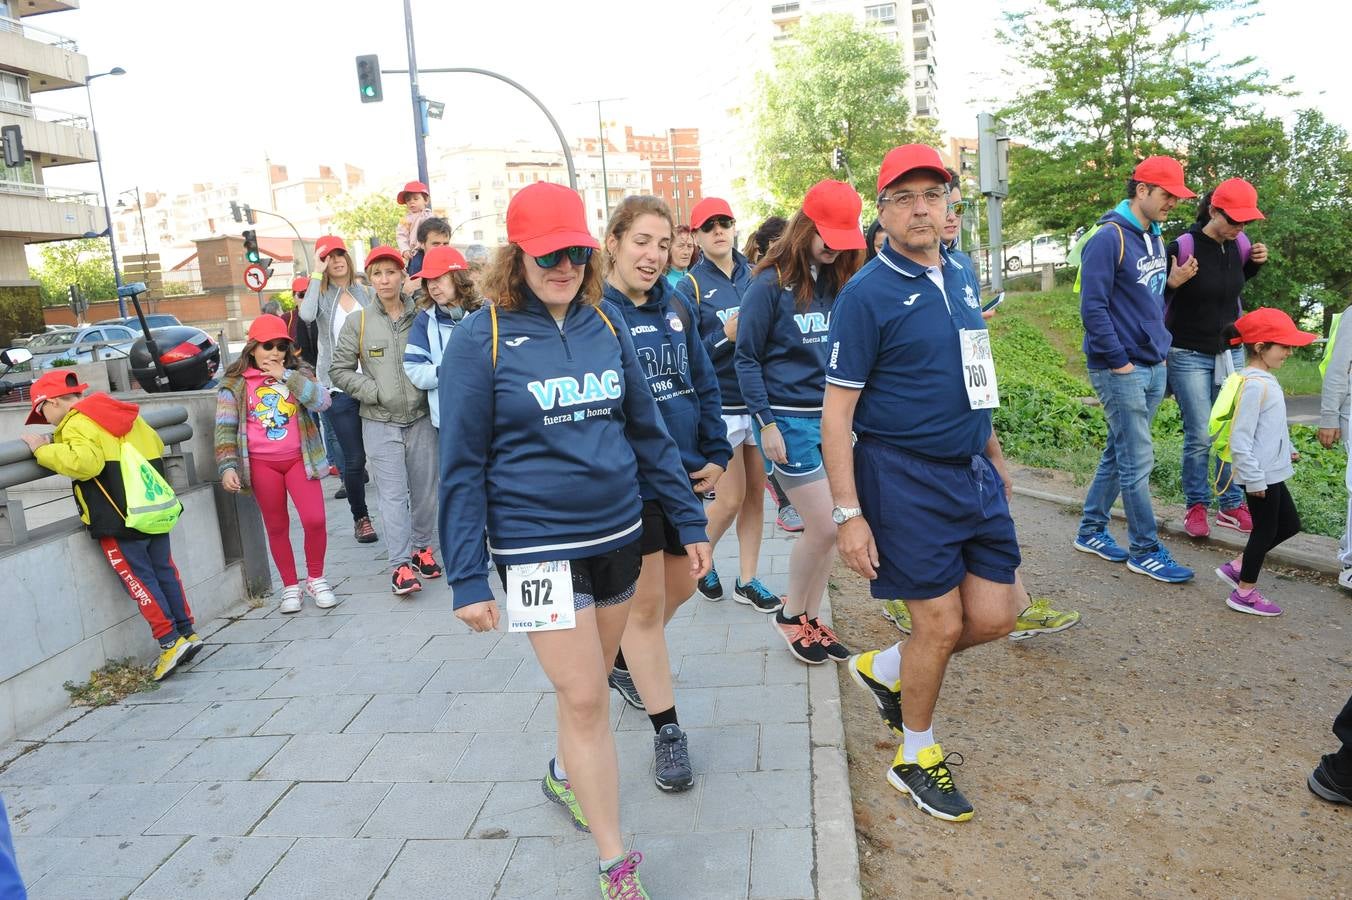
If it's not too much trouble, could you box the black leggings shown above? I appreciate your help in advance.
[1239,480,1300,584]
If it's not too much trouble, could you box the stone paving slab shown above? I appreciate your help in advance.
[0,495,853,897]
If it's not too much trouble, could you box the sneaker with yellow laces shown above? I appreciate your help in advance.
[1008,597,1081,641]
[888,742,974,822]
[880,599,911,633]
[847,650,903,735]
[153,637,192,682]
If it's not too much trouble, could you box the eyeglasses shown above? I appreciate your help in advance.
[259,340,291,352]
[533,246,593,269]
[878,188,949,209]
[946,200,970,216]
[1217,209,1245,228]
[699,216,735,233]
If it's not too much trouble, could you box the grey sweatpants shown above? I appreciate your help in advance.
[362,416,437,569]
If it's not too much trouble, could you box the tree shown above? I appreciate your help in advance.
[327,193,404,250]
[31,238,116,308]
[750,13,938,216]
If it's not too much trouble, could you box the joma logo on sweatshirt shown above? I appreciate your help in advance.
[527,370,622,410]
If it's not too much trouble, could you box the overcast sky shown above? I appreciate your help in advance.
[40,0,1348,201]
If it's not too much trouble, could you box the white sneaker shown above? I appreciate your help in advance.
[307,576,338,609]
[279,584,303,614]
[1339,568,1352,591]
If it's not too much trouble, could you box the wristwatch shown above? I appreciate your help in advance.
[831,506,863,525]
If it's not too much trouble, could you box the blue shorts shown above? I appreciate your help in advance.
[753,415,824,483]
[855,439,1020,600]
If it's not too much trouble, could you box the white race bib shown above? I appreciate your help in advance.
[505,560,576,632]
[959,329,1000,410]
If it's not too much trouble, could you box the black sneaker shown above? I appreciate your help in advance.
[608,666,644,710]
[354,516,378,544]
[772,613,830,664]
[653,723,694,792]
[697,568,724,601]
[810,618,852,662]
[391,564,422,596]
[412,546,442,579]
[734,578,783,613]
[847,651,903,735]
[888,743,974,822]
[1308,755,1352,805]
[335,486,348,500]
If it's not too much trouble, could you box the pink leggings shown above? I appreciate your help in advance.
[249,454,327,586]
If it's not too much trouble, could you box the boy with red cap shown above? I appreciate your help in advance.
[1073,155,1196,584]
[20,371,201,681]
[395,180,434,264]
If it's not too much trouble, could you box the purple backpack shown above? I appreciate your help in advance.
[1165,231,1252,326]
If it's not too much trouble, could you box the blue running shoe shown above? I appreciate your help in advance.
[698,567,724,601]
[1126,546,1194,584]
[1072,530,1128,563]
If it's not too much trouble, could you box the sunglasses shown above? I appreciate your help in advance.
[259,340,291,352]
[947,200,970,216]
[533,246,593,268]
[699,216,735,233]
[1217,209,1245,228]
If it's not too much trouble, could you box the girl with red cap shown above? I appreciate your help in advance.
[403,245,480,429]
[1166,178,1270,540]
[735,180,866,664]
[216,314,335,613]
[1214,308,1315,617]
[396,180,434,263]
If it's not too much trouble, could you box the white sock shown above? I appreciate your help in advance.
[551,757,567,781]
[902,725,935,764]
[872,643,902,685]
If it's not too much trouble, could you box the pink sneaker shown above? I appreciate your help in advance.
[1227,587,1282,617]
[1214,561,1241,589]
[1184,503,1210,537]
[1216,504,1253,534]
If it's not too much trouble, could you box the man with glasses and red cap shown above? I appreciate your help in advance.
[823,144,1023,823]
[1072,156,1197,585]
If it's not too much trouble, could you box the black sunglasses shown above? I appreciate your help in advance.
[534,246,593,269]
[259,340,291,352]
[699,216,735,233]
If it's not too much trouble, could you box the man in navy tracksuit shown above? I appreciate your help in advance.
[1074,155,1197,584]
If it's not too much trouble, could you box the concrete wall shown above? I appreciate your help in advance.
[0,482,247,745]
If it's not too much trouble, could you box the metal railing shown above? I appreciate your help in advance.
[0,405,195,545]
[0,13,78,50]
[0,179,98,202]
[0,96,89,128]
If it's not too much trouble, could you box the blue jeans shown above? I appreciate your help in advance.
[1078,363,1167,555]
[1167,347,1244,509]
[319,408,345,473]
[326,391,369,521]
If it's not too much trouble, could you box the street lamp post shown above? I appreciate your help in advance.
[85,67,126,315]
[117,187,150,295]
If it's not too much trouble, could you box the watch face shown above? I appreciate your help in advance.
[832,509,847,524]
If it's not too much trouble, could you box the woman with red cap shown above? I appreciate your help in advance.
[735,180,866,664]
[298,236,378,542]
[216,314,335,613]
[330,246,442,597]
[439,181,711,898]
[402,245,480,430]
[1165,178,1270,540]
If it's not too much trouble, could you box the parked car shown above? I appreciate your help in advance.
[10,324,75,349]
[25,323,138,370]
[107,314,182,333]
[1005,234,1069,272]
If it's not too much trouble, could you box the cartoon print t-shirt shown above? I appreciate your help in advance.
[243,367,301,460]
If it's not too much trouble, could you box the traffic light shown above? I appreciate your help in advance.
[259,255,275,283]
[356,55,383,103]
[832,147,846,170]
[2,124,24,169]
[229,201,242,223]
[242,229,260,264]
[242,204,256,225]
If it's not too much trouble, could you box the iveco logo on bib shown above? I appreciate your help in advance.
[527,370,622,410]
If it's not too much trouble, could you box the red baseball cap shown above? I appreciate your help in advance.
[247,314,292,345]
[397,181,430,204]
[364,245,406,271]
[506,182,600,256]
[802,180,865,251]
[689,197,735,230]
[291,275,310,295]
[419,246,469,279]
[1210,178,1264,223]
[26,370,88,424]
[315,235,348,260]
[1131,156,1196,199]
[1232,307,1315,348]
[877,145,950,195]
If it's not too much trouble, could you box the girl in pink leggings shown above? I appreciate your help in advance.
[216,314,336,613]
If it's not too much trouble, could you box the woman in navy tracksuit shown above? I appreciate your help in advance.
[736,180,866,666]
[439,182,711,898]
[601,195,731,794]
[674,197,784,611]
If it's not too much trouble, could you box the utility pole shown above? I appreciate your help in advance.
[577,97,625,219]
[403,0,429,184]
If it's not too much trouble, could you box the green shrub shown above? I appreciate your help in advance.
[0,284,43,349]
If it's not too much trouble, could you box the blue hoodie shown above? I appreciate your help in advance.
[437,292,709,609]
[735,267,834,428]
[673,250,754,413]
[1080,201,1172,370]
[402,303,463,428]
[603,279,731,498]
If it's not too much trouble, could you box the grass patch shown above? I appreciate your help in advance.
[990,291,1347,537]
[1274,350,1323,396]
[64,658,157,707]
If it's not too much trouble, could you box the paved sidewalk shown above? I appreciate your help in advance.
[0,489,850,899]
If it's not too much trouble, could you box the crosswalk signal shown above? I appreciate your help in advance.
[356,55,383,103]
[242,229,260,264]
[259,255,275,282]
[832,147,846,170]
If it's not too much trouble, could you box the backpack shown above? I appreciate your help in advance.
[1319,312,1343,378]
[93,438,182,534]
[1071,222,1125,294]
[1176,231,1251,268]
[1208,369,1267,491]
[489,303,617,368]
[685,272,702,304]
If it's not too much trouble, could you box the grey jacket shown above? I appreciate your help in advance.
[329,296,429,425]
[1319,303,1352,435]
[1230,367,1293,494]
[299,278,375,388]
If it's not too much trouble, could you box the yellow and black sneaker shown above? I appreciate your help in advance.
[153,637,192,682]
[847,650,903,735]
[888,743,974,822]
[181,633,204,665]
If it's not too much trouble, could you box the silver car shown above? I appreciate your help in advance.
[26,323,138,370]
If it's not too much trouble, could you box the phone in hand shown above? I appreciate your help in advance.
[981,292,1005,313]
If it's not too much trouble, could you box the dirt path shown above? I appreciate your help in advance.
[829,493,1351,899]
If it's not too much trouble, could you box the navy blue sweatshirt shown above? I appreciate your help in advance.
[673,249,754,412]
[438,291,709,609]
[735,267,833,428]
[1080,202,1172,370]
[603,279,731,499]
